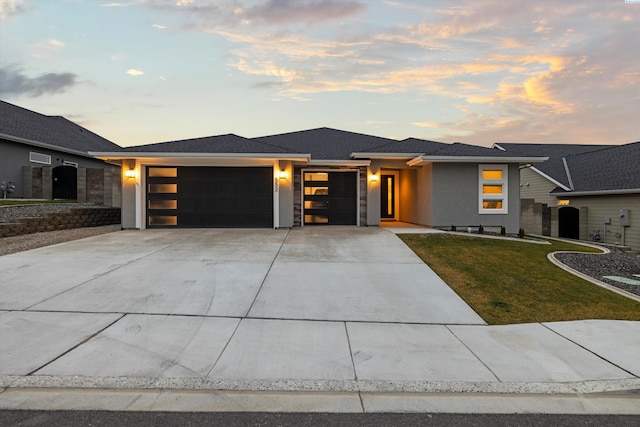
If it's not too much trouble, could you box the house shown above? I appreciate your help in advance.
[90,128,546,232]
[494,142,640,251]
[0,100,121,205]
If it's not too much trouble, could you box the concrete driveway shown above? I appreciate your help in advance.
[0,227,483,323]
[1,227,638,402]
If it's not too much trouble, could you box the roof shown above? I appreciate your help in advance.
[120,134,294,154]
[253,127,397,160]
[497,141,640,194]
[552,142,640,194]
[0,100,120,155]
[93,127,545,165]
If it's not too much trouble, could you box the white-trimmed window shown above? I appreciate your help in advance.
[479,164,508,214]
[29,151,51,165]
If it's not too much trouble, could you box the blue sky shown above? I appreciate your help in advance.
[1,0,638,147]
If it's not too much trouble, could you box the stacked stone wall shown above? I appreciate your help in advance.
[0,208,120,238]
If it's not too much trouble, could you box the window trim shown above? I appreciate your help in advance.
[479,164,508,214]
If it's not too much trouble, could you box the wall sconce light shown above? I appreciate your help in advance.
[125,169,136,179]
[278,170,287,180]
[370,174,379,183]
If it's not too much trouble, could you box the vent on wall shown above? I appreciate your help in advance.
[63,161,78,168]
[29,152,51,165]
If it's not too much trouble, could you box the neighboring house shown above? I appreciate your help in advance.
[91,128,546,232]
[0,100,121,205]
[494,142,640,251]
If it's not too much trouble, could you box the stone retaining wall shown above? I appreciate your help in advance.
[0,208,121,238]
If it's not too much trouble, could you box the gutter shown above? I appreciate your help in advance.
[350,152,423,160]
[552,188,640,197]
[1,132,96,158]
[407,155,548,166]
[89,152,312,161]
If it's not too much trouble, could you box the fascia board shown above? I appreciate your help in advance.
[351,152,423,160]
[307,159,371,166]
[89,152,311,161]
[407,155,548,165]
[529,166,571,191]
[552,188,640,197]
[1,132,94,158]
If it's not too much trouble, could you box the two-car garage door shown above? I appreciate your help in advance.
[146,166,273,228]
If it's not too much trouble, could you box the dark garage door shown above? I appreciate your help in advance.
[303,171,357,225]
[146,166,273,228]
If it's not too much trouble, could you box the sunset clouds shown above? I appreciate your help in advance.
[0,0,637,146]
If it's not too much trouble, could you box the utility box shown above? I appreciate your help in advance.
[604,217,611,225]
[619,209,630,227]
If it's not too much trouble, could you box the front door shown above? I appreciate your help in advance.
[380,174,395,219]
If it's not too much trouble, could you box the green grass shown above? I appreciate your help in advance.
[400,234,640,325]
[0,200,77,206]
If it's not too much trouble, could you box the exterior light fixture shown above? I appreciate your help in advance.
[370,174,379,183]
[278,170,287,180]
[125,169,136,179]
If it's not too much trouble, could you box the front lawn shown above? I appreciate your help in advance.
[400,234,640,325]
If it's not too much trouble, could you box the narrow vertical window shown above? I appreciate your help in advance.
[479,164,508,214]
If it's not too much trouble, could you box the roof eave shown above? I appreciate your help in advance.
[90,152,312,161]
[1,132,95,158]
[552,188,640,197]
[351,152,424,160]
[307,159,371,166]
[407,155,548,166]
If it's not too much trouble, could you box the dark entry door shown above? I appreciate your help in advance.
[559,207,579,239]
[52,166,77,199]
[303,171,357,225]
[380,174,395,219]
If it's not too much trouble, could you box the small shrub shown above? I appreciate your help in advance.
[500,226,506,236]
[518,228,525,238]
[478,225,484,234]
[451,225,457,232]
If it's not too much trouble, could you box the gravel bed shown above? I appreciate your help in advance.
[555,248,640,296]
[0,224,122,256]
[0,203,113,223]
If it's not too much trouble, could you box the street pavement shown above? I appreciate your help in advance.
[0,227,639,413]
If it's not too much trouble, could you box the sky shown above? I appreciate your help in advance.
[0,0,639,148]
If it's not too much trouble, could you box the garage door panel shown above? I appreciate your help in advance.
[147,166,273,228]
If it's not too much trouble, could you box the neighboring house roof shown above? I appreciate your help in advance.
[493,143,615,189]
[551,142,640,194]
[495,141,640,195]
[0,100,120,156]
[119,134,297,155]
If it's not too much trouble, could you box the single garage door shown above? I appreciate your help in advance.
[146,166,273,228]
[303,171,358,225]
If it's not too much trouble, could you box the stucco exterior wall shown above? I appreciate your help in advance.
[431,163,521,234]
[1,139,115,199]
[564,194,640,251]
[398,168,418,224]
[278,160,294,228]
[396,165,433,226]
